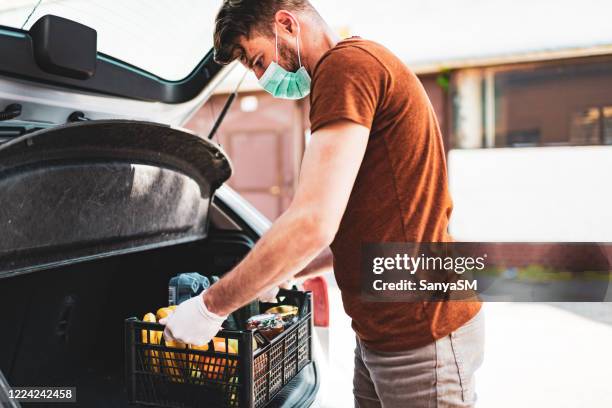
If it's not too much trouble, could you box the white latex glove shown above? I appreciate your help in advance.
[159,294,227,347]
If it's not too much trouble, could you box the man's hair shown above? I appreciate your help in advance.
[213,0,313,65]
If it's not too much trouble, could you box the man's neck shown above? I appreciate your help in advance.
[302,22,340,76]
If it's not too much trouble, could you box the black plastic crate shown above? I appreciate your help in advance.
[125,290,313,408]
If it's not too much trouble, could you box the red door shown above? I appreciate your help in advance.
[226,131,284,220]
[186,92,306,220]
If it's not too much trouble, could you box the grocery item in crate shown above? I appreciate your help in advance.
[141,313,161,374]
[189,337,238,380]
[246,313,284,341]
[265,305,299,328]
[156,306,187,382]
[168,272,211,305]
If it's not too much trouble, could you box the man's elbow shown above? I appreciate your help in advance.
[299,212,338,251]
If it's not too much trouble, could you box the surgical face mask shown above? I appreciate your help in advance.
[258,24,311,100]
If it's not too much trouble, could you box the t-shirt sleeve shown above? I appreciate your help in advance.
[309,46,388,133]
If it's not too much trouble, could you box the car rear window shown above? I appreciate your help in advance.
[0,0,221,81]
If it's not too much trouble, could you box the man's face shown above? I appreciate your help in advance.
[237,31,300,80]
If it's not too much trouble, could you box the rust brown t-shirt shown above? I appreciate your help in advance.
[309,37,481,351]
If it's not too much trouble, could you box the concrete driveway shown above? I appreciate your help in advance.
[321,277,612,407]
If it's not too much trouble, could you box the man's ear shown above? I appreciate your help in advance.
[274,10,299,36]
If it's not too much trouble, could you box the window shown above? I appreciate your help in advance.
[0,0,221,81]
[451,57,612,148]
[605,107,612,145]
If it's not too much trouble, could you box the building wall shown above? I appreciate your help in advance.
[419,74,450,150]
[474,243,611,272]
[448,145,612,242]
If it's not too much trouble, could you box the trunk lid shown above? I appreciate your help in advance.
[0,120,232,278]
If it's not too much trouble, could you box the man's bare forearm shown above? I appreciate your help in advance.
[204,207,333,316]
[203,122,368,317]
[295,247,333,280]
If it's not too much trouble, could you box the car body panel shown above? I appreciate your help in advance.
[0,22,224,104]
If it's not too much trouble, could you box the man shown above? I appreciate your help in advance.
[162,1,484,406]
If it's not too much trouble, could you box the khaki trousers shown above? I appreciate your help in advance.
[353,309,485,408]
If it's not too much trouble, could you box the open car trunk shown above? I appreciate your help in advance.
[0,234,318,408]
[0,121,317,407]
[1,234,248,407]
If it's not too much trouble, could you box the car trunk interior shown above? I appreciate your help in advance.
[0,229,254,407]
